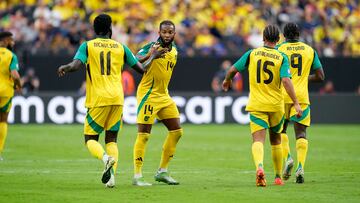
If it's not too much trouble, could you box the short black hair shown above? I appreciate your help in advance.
[283,23,300,40]
[159,20,175,30]
[93,14,112,35]
[0,31,13,41]
[263,25,280,43]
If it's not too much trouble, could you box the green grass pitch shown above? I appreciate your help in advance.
[0,124,359,203]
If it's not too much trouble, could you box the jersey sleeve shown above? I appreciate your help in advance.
[73,42,88,64]
[233,49,252,72]
[311,50,322,70]
[9,52,19,71]
[136,42,154,58]
[280,53,291,78]
[123,44,139,67]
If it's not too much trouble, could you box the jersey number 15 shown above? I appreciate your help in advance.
[256,59,274,84]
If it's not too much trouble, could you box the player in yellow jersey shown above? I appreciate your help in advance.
[0,31,22,161]
[277,23,325,183]
[132,20,183,186]
[57,14,147,188]
[222,25,303,187]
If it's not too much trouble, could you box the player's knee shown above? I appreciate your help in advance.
[84,135,99,144]
[105,131,118,144]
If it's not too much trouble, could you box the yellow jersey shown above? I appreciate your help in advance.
[0,47,19,97]
[277,41,322,104]
[234,46,291,112]
[136,41,177,99]
[74,38,138,108]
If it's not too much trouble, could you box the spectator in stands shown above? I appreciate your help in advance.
[1,0,360,57]
[319,80,336,95]
[21,68,40,94]
[212,60,243,93]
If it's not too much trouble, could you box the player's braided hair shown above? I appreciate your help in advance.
[284,23,300,40]
[159,20,175,30]
[0,31,12,41]
[93,14,112,36]
[263,25,280,43]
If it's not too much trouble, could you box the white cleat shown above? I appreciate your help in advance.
[282,157,294,180]
[105,171,115,188]
[133,177,152,186]
[102,156,115,184]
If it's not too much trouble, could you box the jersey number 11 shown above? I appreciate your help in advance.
[100,51,111,75]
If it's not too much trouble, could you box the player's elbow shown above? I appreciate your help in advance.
[282,77,291,86]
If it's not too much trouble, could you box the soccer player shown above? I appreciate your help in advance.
[57,14,148,188]
[222,25,302,187]
[0,31,22,161]
[277,23,325,183]
[132,20,183,186]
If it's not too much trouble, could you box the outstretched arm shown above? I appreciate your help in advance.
[309,68,325,82]
[282,77,303,117]
[57,59,85,77]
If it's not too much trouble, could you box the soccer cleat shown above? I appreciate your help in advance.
[256,168,266,187]
[274,177,284,185]
[101,156,115,184]
[105,169,115,188]
[133,177,152,186]
[154,172,179,185]
[295,168,305,183]
[282,157,294,180]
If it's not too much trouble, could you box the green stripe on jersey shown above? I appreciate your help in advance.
[137,79,154,115]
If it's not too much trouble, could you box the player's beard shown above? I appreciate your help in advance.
[159,37,173,47]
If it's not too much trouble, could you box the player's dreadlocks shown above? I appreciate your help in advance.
[284,22,300,41]
[93,14,112,36]
[159,20,175,30]
[0,31,12,41]
[263,25,280,43]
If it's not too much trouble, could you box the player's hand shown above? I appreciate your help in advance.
[152,48,168,59]
[294,103,303,118]
[150,42,161,54]
[57,66,66,77]
[15,86,22,95]
[222,79,232,92]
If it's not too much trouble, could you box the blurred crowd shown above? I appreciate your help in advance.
[1,0,360,59]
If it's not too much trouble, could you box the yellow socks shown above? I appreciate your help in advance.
[271,144,283,177]
[0,122,8,154]
[106,142,118,174]
[86,139,105,160]
[252,141,264,170]
[159,129,183,169]
[133,132,150,176]
[296,138,308,170]
[281,133,291,161]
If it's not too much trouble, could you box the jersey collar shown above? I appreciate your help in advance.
[264,45,275,49]
[286,39,299,43]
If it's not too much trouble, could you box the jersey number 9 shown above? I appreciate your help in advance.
[290,54,302,76]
